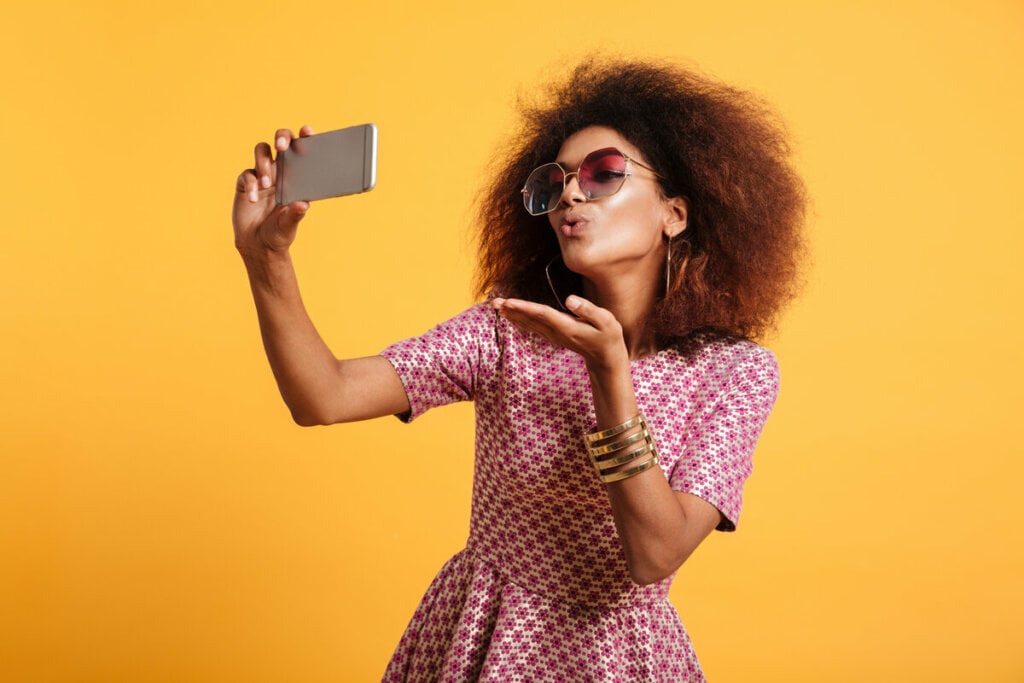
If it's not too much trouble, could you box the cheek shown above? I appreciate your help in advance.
[605,197,665,239]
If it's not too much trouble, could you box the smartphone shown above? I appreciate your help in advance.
[275,123,377,204]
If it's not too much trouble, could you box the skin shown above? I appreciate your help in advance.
[233,125,720,585]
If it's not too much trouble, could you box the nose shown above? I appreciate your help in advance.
[559,171,587,206]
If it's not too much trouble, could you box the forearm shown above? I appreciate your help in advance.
[588,361,710,585]
[242,249,348,425]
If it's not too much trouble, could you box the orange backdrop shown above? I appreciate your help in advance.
[1,1,1022,680]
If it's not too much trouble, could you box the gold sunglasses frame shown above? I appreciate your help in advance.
[521,147,665,216]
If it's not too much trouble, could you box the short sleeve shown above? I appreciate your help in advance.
[668,345,780,531]
[379,303,501,423]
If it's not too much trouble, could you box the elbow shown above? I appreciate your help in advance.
[625,549,691,586]
[288,405,333,427]
[290,412,322,427]
[627,565,676,586]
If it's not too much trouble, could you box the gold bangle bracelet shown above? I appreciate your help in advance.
[583,415,645,446]
[593,440,653,468]
[588,428,650,457]
[583,413,662,483]
[593,441,655,472]
[600,453,660,483]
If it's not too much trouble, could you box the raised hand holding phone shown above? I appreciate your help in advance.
[232,123,377,258]
[232,125,311,258]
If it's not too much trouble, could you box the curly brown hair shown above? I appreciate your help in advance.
[474,57,807,344]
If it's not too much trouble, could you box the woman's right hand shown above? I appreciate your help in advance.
[232,126,314,260]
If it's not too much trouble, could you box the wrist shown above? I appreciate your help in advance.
[586,355,634,404]
[238,241,291,267]
[585,343,630,377]
[239,247,295,294]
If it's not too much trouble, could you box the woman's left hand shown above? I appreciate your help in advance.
[491,296,628,371]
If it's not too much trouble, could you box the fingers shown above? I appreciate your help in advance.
[492,297,585,340]
[491,297,562,322]
[272,125,313,149]
[492,294,626,357]
[274,128,295,152]
[265,201,310,250]
[279,200,310,231]
[245,126,316,202]
[237,169,260,202]
[275,124,315,143]
[563,295,617,329]
[495,295,609,330]
[253,142,274,193]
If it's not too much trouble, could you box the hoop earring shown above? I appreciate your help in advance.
[545,255,569,312]
[665,238,673,296]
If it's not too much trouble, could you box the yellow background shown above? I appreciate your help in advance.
[2,1,1022,680]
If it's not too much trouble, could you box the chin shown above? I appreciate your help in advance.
[559,253,592,278]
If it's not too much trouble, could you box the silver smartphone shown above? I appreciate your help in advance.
[275,123,378,204]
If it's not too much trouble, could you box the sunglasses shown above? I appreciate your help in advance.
[521,147,663,216]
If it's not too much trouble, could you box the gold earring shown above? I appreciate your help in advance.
[665,238,672,295]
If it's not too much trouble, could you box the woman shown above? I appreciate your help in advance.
[233,59,805,682]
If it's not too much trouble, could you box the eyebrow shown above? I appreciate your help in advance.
[554,147,619,168]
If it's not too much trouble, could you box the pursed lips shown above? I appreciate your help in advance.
[558,211,589,237]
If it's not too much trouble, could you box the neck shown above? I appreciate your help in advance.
[582,275,661,360]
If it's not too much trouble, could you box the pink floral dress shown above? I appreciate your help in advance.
[379,303,779,682]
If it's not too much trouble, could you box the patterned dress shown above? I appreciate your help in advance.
[379,303,779,682]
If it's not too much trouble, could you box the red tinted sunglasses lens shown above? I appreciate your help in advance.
[578,149,628,199]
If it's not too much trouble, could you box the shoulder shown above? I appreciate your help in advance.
[654,333,779,406]
[402,301,501,344]
[676,332,777,377]
[437,300,501,332]
[380,301,503,369]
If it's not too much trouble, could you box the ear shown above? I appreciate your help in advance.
[661,195,688,239]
